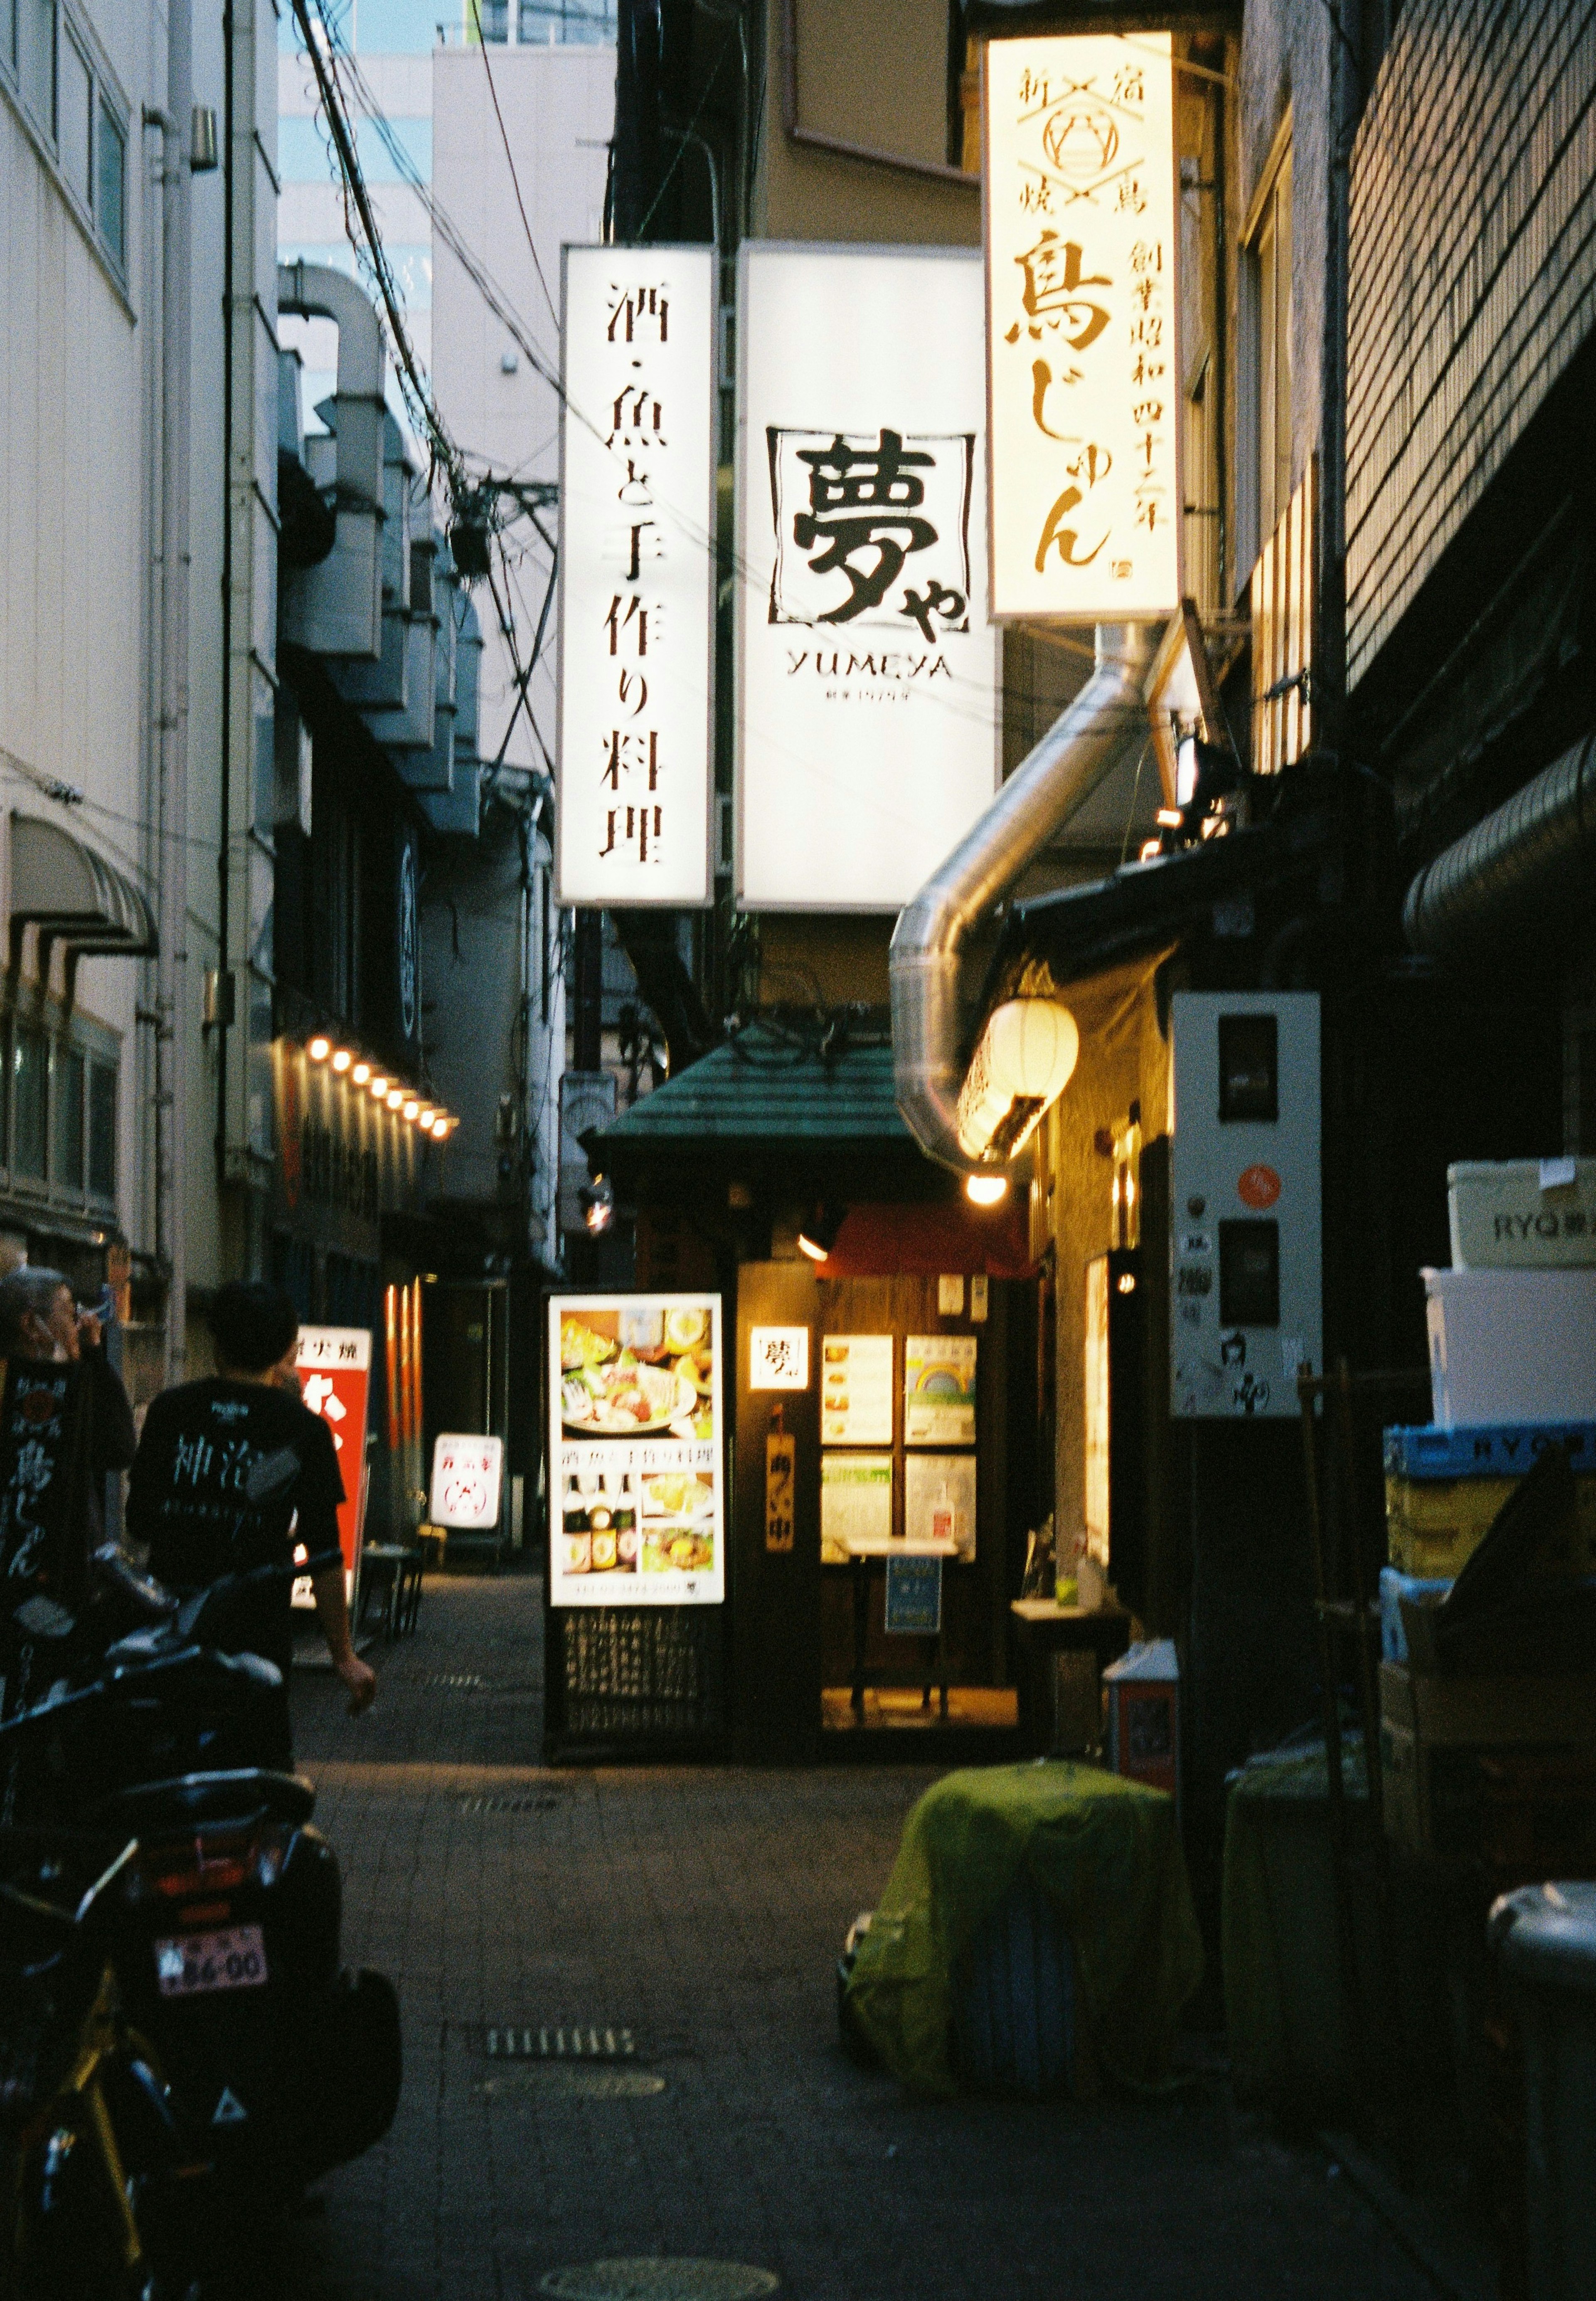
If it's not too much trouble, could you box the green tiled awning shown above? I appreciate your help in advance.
[587,1023,911,1153]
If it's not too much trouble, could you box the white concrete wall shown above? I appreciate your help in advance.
[431,42,611,774]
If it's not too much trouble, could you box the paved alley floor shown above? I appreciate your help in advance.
[284,1572,1441,2301]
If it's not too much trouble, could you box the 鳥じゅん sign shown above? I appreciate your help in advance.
[735,243,1000,910]
[984,35,1179,621]
[557,247,716,907]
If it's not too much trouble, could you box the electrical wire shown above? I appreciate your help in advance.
[465,0,560,330]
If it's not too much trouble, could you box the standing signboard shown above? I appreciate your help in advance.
[557,245,717,908]
[293,1325,372,1601]
[429,1433,504,1531]
[735,243,1001,910]
[550,1294,723,1606]
[983,34,1179,621]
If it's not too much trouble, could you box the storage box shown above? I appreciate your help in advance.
[1379,1661,1596,1857]
[1104,1639,1179,1801]
[1448,1159,1596,1270]
[1385,1469,1596,1579]
[1422,1268,1596,1427]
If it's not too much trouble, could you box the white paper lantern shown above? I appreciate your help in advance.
[956,998,1079,1162]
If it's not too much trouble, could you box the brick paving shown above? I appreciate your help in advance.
[280,1573,1437,2301]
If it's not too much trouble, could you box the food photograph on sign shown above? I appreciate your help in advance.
[983,33,1179,622]
[735,242,1001,911]
[557,246,717,910]
[550,1295,723,1606]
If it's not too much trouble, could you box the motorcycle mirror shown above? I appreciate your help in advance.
[91,1542,177,1620]
[246,1446,302,1506]
[12,1594,75,1640]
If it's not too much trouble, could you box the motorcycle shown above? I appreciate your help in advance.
[0,1453,399,2286]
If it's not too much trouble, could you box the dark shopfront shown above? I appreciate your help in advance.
[555,1017,1040,1763]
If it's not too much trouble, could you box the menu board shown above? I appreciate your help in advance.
[904,1334,978,1446]
[549,1294,723,1607]
[820,1334,894,1445]
[820,1453,893,1562]
[905,1453,977,1561]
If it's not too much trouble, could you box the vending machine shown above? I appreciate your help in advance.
[1169,992,1321,1420]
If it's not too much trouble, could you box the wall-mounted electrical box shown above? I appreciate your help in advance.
[1169,991,1321,1419]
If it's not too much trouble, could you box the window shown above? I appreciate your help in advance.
[12,1031,47,1180]
[88,1060,116,1198]
[1245,141,1293,566]
[59,24,90,202]
[53,1045,84,1189]
[476,0,507,40]
[96,95,124,264]
[2,0,16,76]
[20,0,55,136]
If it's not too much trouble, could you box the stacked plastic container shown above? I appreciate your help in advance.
[1381,1160,1596,1662]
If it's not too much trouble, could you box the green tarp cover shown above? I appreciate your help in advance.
[844,1760,1204,2096]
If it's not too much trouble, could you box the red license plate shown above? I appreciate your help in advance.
[154,1925,268,1998]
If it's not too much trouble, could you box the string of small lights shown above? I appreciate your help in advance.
[304,1033,458,1142]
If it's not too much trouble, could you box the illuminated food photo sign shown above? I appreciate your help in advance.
[734,242,1000,911]
[984,33,1179,621]
[549,1294,724,1606]
[557,247,717,908]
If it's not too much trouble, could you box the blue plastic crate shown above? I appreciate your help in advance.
[952,1875,1076,2098]
[1382,1423,1596,1480]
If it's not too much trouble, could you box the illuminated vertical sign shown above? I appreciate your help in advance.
[735,244,1000,912]
[557,246,716,907]
[984,34,1179,621]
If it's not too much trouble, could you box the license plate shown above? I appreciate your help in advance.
[154,1925,268,1998]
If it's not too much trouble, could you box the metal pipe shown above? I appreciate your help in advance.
[889,623,1155,1171]
[1402,734,1596,961]
[155,0,194,1383]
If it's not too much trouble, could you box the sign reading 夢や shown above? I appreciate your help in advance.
[984,34,1179,621]
[735,244,1000,911]
[557,247,717,909]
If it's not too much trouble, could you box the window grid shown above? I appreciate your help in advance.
[1,0,128,280]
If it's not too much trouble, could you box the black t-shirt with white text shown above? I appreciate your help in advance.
[127,1379,345,1677]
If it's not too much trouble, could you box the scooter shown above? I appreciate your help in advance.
[0,1472,399,2276]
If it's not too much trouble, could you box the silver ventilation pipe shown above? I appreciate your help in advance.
[890,622,1155,1171]
[1404,733,1596,961]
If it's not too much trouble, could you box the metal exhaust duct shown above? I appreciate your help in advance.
[889,622,1155,1171]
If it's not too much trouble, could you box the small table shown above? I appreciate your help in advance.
[1010,1599,1134,1756]
[357,1545,424,1642]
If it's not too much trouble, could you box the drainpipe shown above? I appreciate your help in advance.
[890,623,1155,1171]
[155,0,193,1383]
[1402,734,1596,962]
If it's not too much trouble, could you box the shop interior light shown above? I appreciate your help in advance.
[352,1061,371,1085]
[965,1172,1008,1206]
[401,1098,420,1122]
[307,1035,331,1062]
[386,1089,403,1111]
[331,1047,352,1073]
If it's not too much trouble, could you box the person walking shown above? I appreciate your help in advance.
[127,1280,376,1760]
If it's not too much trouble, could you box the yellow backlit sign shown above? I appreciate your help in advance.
[984,34,1179,622]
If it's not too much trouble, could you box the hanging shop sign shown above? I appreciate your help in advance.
[749,1324,810,1391]
[983,33,1179,621]
[884,1555,943,1635]
[734,243,1001,911]
[557,246,717,908]
[764,1419,796,1553]
[293,1326,372,1601]
[551,1294,723,1605]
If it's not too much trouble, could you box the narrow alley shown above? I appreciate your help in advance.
[286,1574,1437,2301]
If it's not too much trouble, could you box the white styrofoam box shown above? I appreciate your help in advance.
[1448,1159,1596,1269]
[1423,1267,1596,1428]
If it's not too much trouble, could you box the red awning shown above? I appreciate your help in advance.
[814,1197,1035,1279]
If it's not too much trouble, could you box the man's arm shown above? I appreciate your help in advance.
[310,1563,377,1714]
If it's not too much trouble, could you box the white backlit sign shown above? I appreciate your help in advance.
[735,243,1000,912]
[557,246,716,907]
[984,35,1179,621]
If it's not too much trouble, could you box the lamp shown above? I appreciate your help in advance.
[386,1089,403,1112]
[401,1098,420,1122]
[331,1048,352,1073]
[352,1061,371,1086]
[369,1075,389,1099]
[307,1034,331,1063]
[418,1107,435,1127]
[796,1203,844,1263]
[965,1172,1008,1207]
[956,999,1079,1164]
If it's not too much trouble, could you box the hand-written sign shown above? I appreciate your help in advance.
[558,247,717,907]
[749,1326,810,1391]
[765,1425,796,1553]
[429,1434,504,1532]
[985,34,1179,621]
